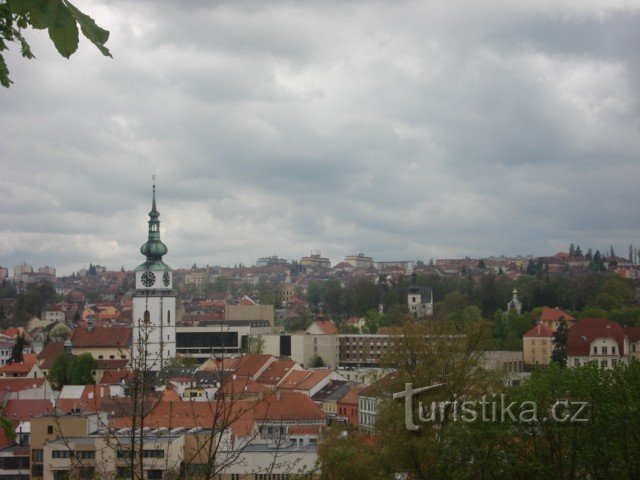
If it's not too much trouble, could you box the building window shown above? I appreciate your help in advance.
[601,360,608,368]
[167,311,170,325]
[142,450,164,458]
[602,346,608,355]
[47,426,54,434]
[32,449,43,462]
[144,310,150,323]
[633,344,637,352]
[593,346,598,355]
[76,451,95,459]
[147,470,163,480]
[574,358,580,367]
[52,450,71,458]
[612,346,616,355]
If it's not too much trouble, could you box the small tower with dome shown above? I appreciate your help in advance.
[507,288,522,315]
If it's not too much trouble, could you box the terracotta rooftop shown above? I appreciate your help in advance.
[625,327,640,343]
[540,307,575,323]
[337,383,368,405]
[308,319,338,335]
[568,318,626,357]
[277,369,332,391]
[523,323,555,338]
[0,354,37,375]
[256,358,298,386]
[0,378,46,393]
[70,326,132,348]
[233,354,274,378]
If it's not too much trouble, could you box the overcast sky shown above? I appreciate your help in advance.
[1,0,639,275]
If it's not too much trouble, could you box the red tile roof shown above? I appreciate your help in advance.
[220,376,270,396]
[523,323,554,338]
[101,370,134,384]
[2,328,22,339]
[57,385,116,412]
[70,326,132,348]
[277,369,332,391]
[3,399,53,421]
[338,383,368,405]
[233,354,274,378]
[0,354,37,375]
[37,342,65,363]
[568,318,626,357]
[0,378,46,393]
[110,391,325,436]
[540,307,575,323]
[256,359,298,386]
[625,327,640,343]
[310,319,338,335]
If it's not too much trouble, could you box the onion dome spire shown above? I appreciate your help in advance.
[140,182,168,261]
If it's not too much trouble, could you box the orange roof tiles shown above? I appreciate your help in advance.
[310,319,338,335]
[540,307,575,323]
[37,342,65,363]
[233,354,274,378]
[523,323,554,338]
[256,359,298,386]
[0,378,46,393]
[277,369,332,391]
[70,325,132,348]
[568,318,626,357]
[338,384,368,406]
[0,354,37,375]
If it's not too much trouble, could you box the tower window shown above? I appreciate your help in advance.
[144,310,150,323]
[167,311,170,325]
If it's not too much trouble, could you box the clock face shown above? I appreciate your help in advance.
[141,271,156,287]
[163,271,170,287]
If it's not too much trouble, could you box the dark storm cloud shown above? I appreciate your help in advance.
[1,0,639,274]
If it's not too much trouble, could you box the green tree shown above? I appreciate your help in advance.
[68,353,97,385]
[48,352,72,389]
[0,0,112,87]
[551,319,568,367]
[9,333,25,363]
[310,355,326,368]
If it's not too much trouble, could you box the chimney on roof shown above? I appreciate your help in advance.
[537,324,541,335]
[276,389,281,401]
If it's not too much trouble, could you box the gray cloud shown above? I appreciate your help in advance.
[1,0,639,274]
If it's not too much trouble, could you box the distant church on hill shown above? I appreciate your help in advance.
[407,273,433,318]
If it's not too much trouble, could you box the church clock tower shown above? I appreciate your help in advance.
[132,183,175,371]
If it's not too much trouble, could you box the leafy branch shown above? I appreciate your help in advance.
[0,0,111,87]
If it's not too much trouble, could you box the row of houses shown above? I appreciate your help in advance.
[523,307,640,368]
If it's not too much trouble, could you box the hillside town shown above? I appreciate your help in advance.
[0,189,638,479]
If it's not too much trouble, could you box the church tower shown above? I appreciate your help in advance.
[132,183,175,371]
